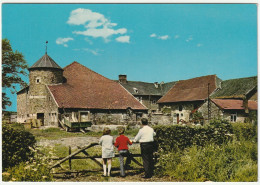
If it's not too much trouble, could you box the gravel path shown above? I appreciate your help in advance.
[37,136,100,149]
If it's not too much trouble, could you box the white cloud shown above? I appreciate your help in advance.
[174,35,180,39]
[74,27,127,39]
[115,36,130,43]
[150,33,157,37]
[150,33,169,40]
[84,37,93,45]
[73,48,101,55]
[158,35,169,40]
[186,36,193,42]
[83,48,101,55]
[56,37,74,47]
[197,43,203,47]
[67,8,106,27]
[68,8,128,42]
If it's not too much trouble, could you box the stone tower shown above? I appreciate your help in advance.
[28,53,63,124]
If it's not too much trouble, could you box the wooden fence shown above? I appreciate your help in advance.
[50,142,144,172]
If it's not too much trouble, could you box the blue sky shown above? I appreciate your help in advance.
[2,4,257,111]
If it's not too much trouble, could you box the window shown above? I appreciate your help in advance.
[51,113,57,122]
[133,88,138,93]
[181,113,183,117]
[136,96,142,103]
[36,77,41,84]
[151,100,156,104]
[179,105,183,111]
[231,114,237,122]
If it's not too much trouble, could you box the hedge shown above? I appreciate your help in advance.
[154,119,233,151]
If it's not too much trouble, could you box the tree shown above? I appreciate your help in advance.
[2,39,28,110]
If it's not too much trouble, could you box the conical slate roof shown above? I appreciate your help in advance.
[29,54,63,70]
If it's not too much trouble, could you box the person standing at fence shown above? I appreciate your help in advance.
[99,127,115,177]
[133,118,156,178]
[114,126,133,177]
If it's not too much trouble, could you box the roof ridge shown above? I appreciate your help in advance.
[177,74,216,82]
[64,61,115,82]
[223,76,257,82]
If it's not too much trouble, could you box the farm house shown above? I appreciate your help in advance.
[17,53,148,129]
[157,75,222,124]
[198,76,258,123]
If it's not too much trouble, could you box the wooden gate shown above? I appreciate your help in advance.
[50,142,144,172]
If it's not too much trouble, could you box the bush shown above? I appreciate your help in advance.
[2,124,36,170]
[2,146,53,182]
[154,119,257,181]
[156,140,257,182]
[231,122,257,141]
[154,119,233,151]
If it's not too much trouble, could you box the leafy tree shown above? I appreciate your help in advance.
[2,39,28,109]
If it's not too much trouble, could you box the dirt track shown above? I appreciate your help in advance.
[38,136,100,149]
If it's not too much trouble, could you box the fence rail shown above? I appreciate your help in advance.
[49,142,144,171]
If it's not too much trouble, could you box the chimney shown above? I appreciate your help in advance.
[119,74,127,84]
[243,97,249,114]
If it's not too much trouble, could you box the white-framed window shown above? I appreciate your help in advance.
[133,88,138,93]
[231,114,237,122]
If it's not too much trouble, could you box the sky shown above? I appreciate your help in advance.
[2,3,257,111]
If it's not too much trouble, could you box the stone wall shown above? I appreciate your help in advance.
[27,69,63,126]
[222,110,246,123]
[198,99,224,120]
[134,95,160,112]
[17,90,28,123]
[44,88,59,126]
[159,101,204,123]
[150,114,173,125]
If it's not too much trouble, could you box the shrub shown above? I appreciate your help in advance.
[2,146,53,182]
[231,122,257,141]
[2,124,36,170]
[154,119,233,151]
[156,140,257,182]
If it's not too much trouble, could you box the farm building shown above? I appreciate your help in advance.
[117,74,176,113]
[157,75,222,124]
[198,76,257,123]
[17,53,148,129]
[2,111,17,124]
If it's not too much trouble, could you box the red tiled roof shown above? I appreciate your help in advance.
[48,62,147,110]
[157,75,217,103]
[211,99,258,110]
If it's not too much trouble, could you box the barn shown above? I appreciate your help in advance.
[17,53,147,128]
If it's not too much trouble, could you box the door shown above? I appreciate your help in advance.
[37,113,44,126]
[177,113,180,124]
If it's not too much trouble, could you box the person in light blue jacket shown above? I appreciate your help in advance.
[99,127,115,177]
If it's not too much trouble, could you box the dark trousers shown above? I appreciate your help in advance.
[118,150,131,176]
[140,142,154,177]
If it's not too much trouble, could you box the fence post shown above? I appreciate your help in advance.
[69,146,72,170]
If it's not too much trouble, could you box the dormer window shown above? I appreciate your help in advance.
[36,77,41,84]
[133,88,138,93]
